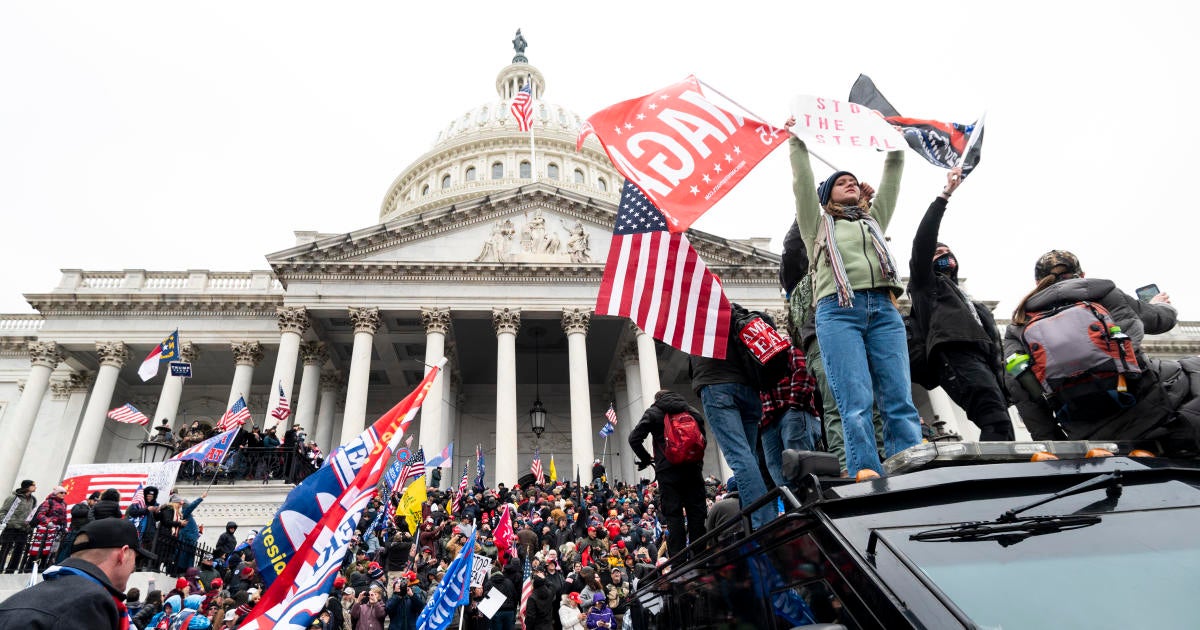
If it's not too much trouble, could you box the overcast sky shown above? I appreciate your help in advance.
[2,1,1195,320]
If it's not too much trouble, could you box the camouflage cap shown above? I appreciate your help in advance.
[1034,250,1082,281]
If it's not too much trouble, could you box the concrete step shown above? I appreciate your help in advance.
[181,481,297,549]
[0,569,172,605]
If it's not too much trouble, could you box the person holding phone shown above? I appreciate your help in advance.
[350,587,386,630]
[584,592,614,629]
[1004,250,1191,443]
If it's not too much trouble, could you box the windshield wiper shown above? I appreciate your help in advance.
[909,471,1122,547]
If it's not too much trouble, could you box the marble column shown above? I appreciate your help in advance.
[266,307,309,429]
[563,308,595,485]
[40,373,91,482]
[418,307,451,478]
[294,341,325,436]
[0,342,63,495]
[492,308,520,487]
[315,370,340,455]
[613,372,636,483]
[632,324,662,406]
[152,342,199,431]
[622,345,652,471]
[341,307,381,445]
[227,341,264,411]
[70,342,129,467]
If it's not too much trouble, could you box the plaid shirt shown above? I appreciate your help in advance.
[759,346,819,427]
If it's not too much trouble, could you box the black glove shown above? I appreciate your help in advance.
[636,459,651,471]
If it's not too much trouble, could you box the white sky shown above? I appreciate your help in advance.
[2,1,1196,319]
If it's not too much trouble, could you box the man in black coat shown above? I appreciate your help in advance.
[628,390,708,559]
[0,518,153,629]
[215,521,238,559]
[906,167,1014,441]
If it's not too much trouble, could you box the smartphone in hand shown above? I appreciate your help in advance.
[1136,284,1161,303]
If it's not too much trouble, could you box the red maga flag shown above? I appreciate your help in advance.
[596,180,731,359]
[580,76,787,232]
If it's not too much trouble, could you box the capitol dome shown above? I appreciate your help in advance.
[379,54,622,222]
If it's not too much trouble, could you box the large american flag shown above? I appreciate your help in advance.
[518,556,533,627]
[216,396,252,432]
[107,403,149,426]
[269,381,291,422]
[530,448,544,485]
[510,82,534,132]
[596,180,731,359]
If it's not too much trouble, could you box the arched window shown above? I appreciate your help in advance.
[441,174,452,189]
[492,162,504,179]
[465,166,477,181]
[597,177,607,192]
[476,106,489,125]
[574,169,585,184]
[520,161,531,178]
[421,184,429,196]
[547,163,559,180]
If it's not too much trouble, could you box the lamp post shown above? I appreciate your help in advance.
[528,327,547,443]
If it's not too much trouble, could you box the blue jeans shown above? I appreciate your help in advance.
[815,291,922,475]
[761,408,822,486]
[698,382,773,528]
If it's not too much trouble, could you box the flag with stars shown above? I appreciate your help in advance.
[579,75,787,232]
[510,81,534,132]
[596,180,731,358]
[137,330,180,381]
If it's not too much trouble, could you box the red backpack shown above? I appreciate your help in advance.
[662,410,706,465]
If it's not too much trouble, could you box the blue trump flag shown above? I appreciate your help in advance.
[169,427,239,463]
[416,529,476,630]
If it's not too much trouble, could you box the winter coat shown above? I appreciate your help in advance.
[628,391,706,474]
[524,584,557,630]
[384,586,425,630]
[27,494,68,558]
[215,529,238,559]
[0,557,128,629]
[489,573,517,612]
[92,489,124,521]
[688,334,751,393]
[559,603,586,630]
[791,137,906,302]
[906,196,1005,388]
[584,604,615,629]
[0,491,37,532]
[350,600,386,630]
[1004,277,1180,441]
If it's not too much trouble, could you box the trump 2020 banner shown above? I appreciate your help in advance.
[239,360,444,630]
[579,75,787,233]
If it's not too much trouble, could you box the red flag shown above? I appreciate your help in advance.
[596,180,731,358]
[494,504,517,561]
[580,76,787,232]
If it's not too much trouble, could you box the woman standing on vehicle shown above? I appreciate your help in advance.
[786,119,922,477]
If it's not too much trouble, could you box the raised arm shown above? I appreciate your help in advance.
[785,117,822,254]
[869,150,906,230]
[909,167,963,289]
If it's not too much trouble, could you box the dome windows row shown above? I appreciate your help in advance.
[413,158,610,197]
[433,102,585,145]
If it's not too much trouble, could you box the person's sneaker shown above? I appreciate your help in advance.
[855,469,881,482]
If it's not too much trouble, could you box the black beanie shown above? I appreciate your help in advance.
[816,171,856,206]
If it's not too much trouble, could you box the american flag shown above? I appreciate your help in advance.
[530,448,544,485]
[216,396,252,432]
[596,180,731,359]
[518,556,533,626]
[269,381,291,421]
[129,483,145,510]
[452,464,469,514]
[107,403,149,426]
[605,403,618,426]
[510,82,534,132]
[396,448,426,491]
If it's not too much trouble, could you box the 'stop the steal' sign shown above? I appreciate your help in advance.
[789,96,905,151]
[580,76,787,233]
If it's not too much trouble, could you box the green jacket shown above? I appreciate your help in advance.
[0,491,37,531]
[790,137,906,302]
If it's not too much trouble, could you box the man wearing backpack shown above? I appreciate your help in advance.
[628,390,708,560]
[1004,250,1189,443]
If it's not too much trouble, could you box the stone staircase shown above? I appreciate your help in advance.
[186,480,295,548]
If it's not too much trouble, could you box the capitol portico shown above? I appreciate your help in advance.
[3,38,1200,507]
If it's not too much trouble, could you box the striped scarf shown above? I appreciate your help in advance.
[821,209,899,307]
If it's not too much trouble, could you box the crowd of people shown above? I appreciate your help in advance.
[153,419,325,484]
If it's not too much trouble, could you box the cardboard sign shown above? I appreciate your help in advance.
[789,95,905,150]
[169,361,192,378]
[471,554,493,588]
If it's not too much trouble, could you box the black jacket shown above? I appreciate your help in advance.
[215,531,238,559]
[1004,277,1179,440]
[0,557,126,629]
[628,391,706,474]
[689,334,750,394]
[489,573,517,611]
[907,197,1004,384]
[523,583,556,630]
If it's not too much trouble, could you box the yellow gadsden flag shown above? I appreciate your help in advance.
[395,475,427,534]
[549,455,557,482]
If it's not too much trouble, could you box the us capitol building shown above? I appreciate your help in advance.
[2,38,1198,504]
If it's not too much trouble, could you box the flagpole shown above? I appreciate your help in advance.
[527,74,536,182]
[957,111,987,169]
[697,78,838,171]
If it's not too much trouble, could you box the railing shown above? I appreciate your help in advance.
[58,270,283,294]
[0,315,44,331]
[174,446,321,485]
[0,522,215,578]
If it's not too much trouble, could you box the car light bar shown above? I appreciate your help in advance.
[883,440,1123,476]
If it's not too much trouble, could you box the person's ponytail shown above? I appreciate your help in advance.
[1012,274,1062,325]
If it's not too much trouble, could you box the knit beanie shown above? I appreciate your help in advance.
[816,171,856,206]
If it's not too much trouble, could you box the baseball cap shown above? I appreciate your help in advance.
[71,518,155,559]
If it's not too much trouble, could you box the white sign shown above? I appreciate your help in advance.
[470,554,493,588]
[478,586,506,619]
[789,95,905,151]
